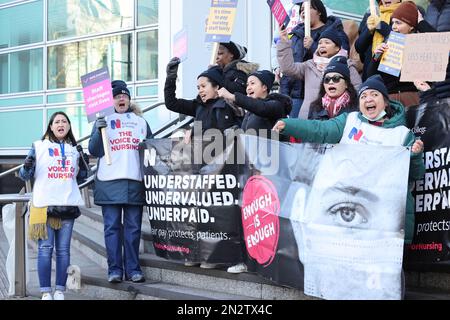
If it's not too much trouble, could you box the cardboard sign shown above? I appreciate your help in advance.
[400,32,450,82]
[81,67,115,123]
[205,0,238,42]
[378,32,406,77]
[267,0,290,28]
[173,28,188,62]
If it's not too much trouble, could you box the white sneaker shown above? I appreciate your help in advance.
[200,262,218,269]
[184,261,199,267]
[53,290,65,300]
[227,263,248,274]
[41,292,53,300]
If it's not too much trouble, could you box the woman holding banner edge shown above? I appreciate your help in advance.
[88,80,153,283]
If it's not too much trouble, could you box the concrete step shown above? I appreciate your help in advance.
[70,217,310,300]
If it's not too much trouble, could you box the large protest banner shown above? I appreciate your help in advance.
[141,134,410,299]
[405,98,450,268]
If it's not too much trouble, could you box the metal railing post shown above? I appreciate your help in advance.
[14,201,26,297]
[82,187,91,208]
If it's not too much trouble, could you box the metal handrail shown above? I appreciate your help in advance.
[0,101,184,181]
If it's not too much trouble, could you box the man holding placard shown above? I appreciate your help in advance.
[88,79,153,284]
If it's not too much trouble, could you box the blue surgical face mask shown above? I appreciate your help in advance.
[362,110,386,122]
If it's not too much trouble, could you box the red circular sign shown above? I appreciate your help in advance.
[241,175,280,266]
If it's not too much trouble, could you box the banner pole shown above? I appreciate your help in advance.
[210,42,220,66]
[100,127,112,165]
[304,0,311,38]
[369,0,377,16]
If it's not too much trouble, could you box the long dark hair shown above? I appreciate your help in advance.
[42,111,77,146]
[310,76,358,116]
[311,0,328,24]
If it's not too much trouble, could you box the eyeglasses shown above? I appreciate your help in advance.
[323,75,345,84]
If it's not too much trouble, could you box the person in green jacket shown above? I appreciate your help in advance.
[273,74,425,244]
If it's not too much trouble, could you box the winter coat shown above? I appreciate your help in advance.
[222,60,259,95]
[88,106,153,205]
[426,0,450,32]
[280,99,425,243]
[277,40,362,119]
[164,76,241,133]
[236,92,292,136]
[280,16,350,99]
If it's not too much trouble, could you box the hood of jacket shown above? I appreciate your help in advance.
[267,92,293,115]
[224,59,259,74]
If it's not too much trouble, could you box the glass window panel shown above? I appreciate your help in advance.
[0,1,43,48]
[137,30,158,80]
[137,84,157,97]
[47,106,91,147]
[0,109,43,148]
[137,0,158,26]
[0,95,43,107]
[47,34,132,90]
[48,0,133,41]
[47,92,83,104]
[0,49,43,94]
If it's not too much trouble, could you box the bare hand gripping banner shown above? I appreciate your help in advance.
[141,133,410,299]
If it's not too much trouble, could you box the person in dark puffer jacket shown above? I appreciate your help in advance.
[215,41,259,95]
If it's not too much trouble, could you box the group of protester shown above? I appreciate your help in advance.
[18,0,449,300]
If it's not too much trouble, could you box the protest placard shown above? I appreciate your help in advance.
[378,32,406,77]
[267,0,290,28]
[173,28,188,62]
[400,32,450,82]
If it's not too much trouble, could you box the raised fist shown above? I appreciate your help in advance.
[166,57,181,78]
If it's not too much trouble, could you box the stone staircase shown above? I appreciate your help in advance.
[70,201,311,300]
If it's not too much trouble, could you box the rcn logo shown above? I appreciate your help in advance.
[48,148,60,157]
[110,119,121,129]
[348,127,363,141]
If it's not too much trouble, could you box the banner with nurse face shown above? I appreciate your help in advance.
[141,133,410,299]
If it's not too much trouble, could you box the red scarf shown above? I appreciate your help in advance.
[321,91,351,118]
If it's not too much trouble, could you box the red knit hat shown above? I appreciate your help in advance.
[391,1,418,28]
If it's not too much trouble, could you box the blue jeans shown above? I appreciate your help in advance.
[37,219,74,293]
[289,98,303,118]
[102,205,143,279]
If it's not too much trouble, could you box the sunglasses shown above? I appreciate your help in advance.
[323,75,345,84]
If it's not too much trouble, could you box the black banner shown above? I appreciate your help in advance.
[405,98,450,268]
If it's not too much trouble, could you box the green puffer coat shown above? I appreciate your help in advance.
[281,99,425,243]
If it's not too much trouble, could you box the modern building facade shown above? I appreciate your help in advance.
[0,0,373,161]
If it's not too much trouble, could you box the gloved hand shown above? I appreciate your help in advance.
[23,156,35,169]
[367,14,381,32]
[166,57,181,79]
[96,116,107,131]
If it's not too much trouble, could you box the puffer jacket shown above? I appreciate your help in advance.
[88,105,153,205]
[164,76,241,133]
[280,16,350,99]
[280,99,425,243]
[222,60,259,95]
[236,92,292,135]
[426,0,450,32]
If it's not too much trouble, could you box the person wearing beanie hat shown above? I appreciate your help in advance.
[277,22,360,119]
[367,3,435,109]
[164,57,242,137]
[391,1,419,30]
[308,56,359,120]
[318,29,342,49]
[215,41,259,95]
[249,70,276,92]
[88,76,153,284]
[197,65,225,88]
[111,80,131,99]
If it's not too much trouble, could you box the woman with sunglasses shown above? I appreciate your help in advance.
[277,25,361,119]
[309,56,358,120]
